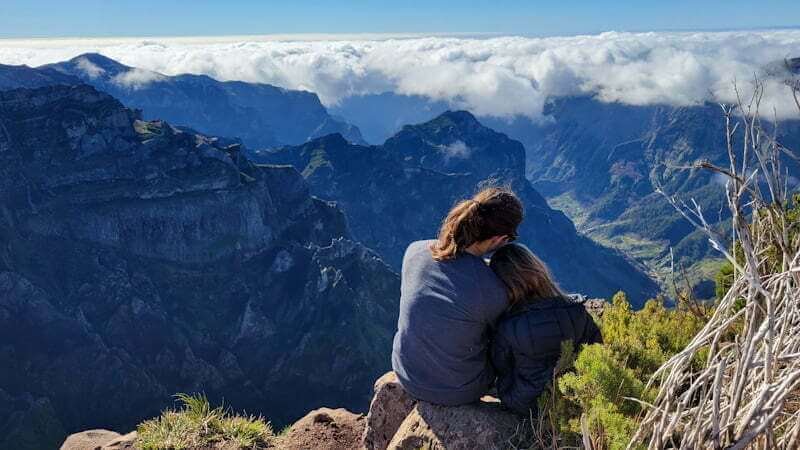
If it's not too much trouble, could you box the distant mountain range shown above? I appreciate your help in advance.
[2,53,365,149]
[11,53,782,293]
[331,88,800,293]
[258,110,658,303]
[503,97,800,288]
[10,51,785,448]
[0,84,397,450]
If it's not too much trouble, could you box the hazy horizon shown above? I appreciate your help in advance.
[3,29,799,121]
[3,24,800,41]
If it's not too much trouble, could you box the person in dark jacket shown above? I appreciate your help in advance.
[489,243,602,415]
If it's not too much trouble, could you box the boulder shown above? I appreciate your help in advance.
[59,429,122,450]
[277,407,365,450]
[387,399,529,450]
[361,372,417,450]
[361,372,530,450]
[101,432,137,449]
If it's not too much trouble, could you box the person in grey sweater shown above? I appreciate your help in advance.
[391,187,524,405]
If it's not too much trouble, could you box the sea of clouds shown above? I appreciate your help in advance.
[1,30,799,119]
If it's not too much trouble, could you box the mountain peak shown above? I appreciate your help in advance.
[312,132,350,148]
[70,52,126,68]
[424,110,482,132]
[63,53,130,78]
[439,110,480,124]
[383,108,526,179]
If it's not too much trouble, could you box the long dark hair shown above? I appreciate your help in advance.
[489,243,564,306]
[430,187,523,261]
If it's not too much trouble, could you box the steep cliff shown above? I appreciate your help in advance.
[0,84,398,450]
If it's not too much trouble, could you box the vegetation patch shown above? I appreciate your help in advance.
[136,393,274,450]
[531,292,708,449]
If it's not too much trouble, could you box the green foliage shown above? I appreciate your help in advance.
[558,344,648,450]
[715,261,734,300]
[534,292,707,450]
[136,393,273,450]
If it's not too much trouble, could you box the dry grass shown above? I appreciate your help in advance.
[632,77,800,449]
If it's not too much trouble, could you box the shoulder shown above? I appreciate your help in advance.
[403,240,435,263]
[471,258,508,308]
[499,296,588,334]
[406,239,431,253]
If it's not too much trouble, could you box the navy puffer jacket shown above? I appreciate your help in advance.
[490,296,602,415]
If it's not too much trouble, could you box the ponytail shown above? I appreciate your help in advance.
[430,187,523,261]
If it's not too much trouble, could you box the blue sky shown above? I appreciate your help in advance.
[1,0,799,38]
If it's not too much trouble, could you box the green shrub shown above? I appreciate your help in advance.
[136,393,273,450]
[533,292,707,450]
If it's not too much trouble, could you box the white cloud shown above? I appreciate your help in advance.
[1,30,799,119]
[439,140,471,159]
[74,56,105,79]
[112,68,165,89]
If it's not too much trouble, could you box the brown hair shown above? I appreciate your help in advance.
[429,186,523,261]
[489,243,564,306]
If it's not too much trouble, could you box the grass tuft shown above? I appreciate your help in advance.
[136,393,273,450]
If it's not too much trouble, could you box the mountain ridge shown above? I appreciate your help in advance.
[259,109,659,305]
[31,53,365,148]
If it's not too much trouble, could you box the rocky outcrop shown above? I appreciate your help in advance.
[360,372,530,450]
[40,53,364,148]
[277,408,366,450]
[387,400,528,450]
[60,429,119,450]
[259,111,658,305]
[60,430,136,450]
[0,84,399,450]
[361,372,417,450]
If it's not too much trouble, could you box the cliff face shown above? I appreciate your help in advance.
[39,53,364,148]
[0,84,399,450]
[259,111,658,305]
